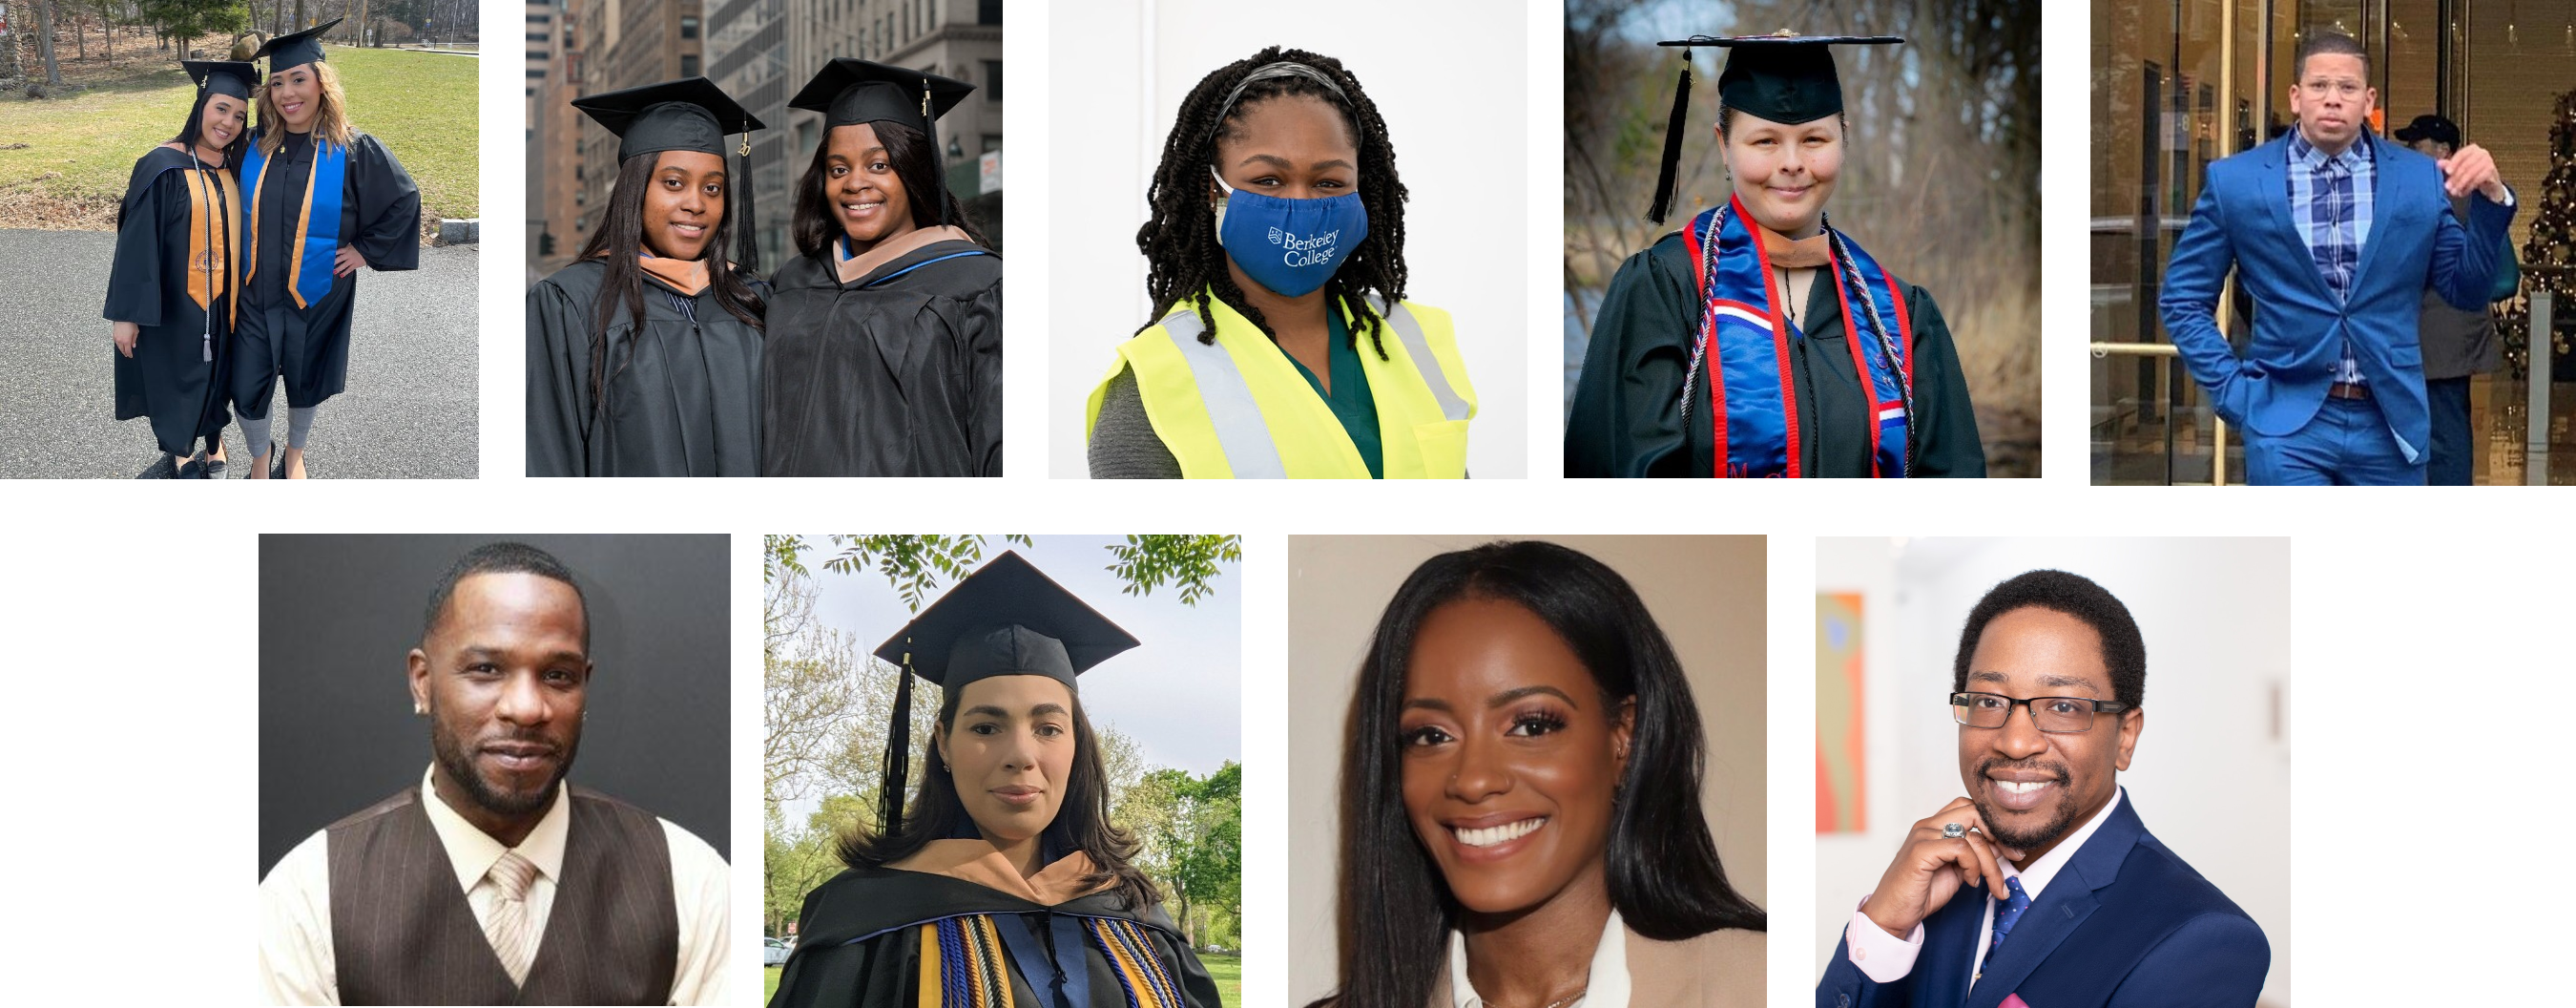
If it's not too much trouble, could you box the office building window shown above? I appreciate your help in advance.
[981,134,1001,154]
[527,68,548,78]
[985,61,1001,101]
[680,15,698,39]
[979,0,1000,25]
[681,53,700,75]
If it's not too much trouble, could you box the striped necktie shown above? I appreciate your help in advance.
[485,850,541,987]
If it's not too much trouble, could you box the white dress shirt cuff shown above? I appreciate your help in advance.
[1844,897,1923,984]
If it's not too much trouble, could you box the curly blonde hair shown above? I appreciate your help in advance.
[254,58,355,156]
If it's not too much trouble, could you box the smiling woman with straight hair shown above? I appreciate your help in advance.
[769,551,1220,1008]
[1316,540,1763,1008]
[107,59,257,479]
[1566,32,1983,478]
[528,77,769,477]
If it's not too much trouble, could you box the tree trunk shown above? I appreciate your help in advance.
[72,12,84,60]
[34,0,61,85]
[293,0,304,32]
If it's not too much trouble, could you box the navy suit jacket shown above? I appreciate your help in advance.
[1817,790,2268,1008]
[2156,131,2513,459]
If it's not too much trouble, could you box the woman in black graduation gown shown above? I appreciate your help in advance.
[526,77,769,476]
[771,552,1219,1008]
[235,20,421,478]
[1565,34,1983,478]
[106,60,255,479]
[760,59,1001,477]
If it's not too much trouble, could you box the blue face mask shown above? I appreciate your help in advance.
[1212,167,1368,298]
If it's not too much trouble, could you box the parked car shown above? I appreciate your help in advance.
[764,936,794,966]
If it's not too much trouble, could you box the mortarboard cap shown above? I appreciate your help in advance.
[572,77,769,270]
[867,551,1138,834]
[183,60,260,100]
[1645,32,1903,224]
[255,17,344,74]
[790,59,975,227]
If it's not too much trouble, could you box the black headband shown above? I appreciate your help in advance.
[1203,61,1356,148]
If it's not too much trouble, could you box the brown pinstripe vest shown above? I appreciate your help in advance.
[325,785,678,1006]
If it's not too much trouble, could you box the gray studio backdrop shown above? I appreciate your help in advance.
[258,535,731,876]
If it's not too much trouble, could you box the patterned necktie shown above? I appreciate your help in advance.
[1988,875,2034,956]
[485,850,540,987]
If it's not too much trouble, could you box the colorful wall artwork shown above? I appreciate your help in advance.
[1817,592,1866,833]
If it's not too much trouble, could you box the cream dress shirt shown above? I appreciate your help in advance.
[257,766,730,1005]
[1446,907,1633,1008]
[1842,787,2129,984]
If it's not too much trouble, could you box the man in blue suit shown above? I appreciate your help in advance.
[2158,31,2515,484]
[1817,570,2268,1008]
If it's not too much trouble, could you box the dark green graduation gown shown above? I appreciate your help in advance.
[1566,231,1984,477]
[105,146,237,455]
[770,856,1221,1008]
[525,259,765,476]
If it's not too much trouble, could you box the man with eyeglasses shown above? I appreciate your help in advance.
[2159,30,2516,485]
[1818,570,2268,1008]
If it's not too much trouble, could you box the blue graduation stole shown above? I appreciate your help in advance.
[1681,193,1917,477]
[241,133,347,309]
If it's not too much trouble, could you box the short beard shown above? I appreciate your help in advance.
[427,695,578,818]
[1970,757,2079,852]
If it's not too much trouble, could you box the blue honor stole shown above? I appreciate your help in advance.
[241,135,347,309]
[1682,194,1918,477]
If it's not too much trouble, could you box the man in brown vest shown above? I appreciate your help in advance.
[257,542,729,1005]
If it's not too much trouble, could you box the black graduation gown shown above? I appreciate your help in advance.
[235,129,421,415]
[526,259,765,476]
[770,864,1221,1008]
[105,146,237,455]
[760,241,1003,476]
[1566,231,1985,477]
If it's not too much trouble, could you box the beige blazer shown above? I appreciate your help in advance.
[1425,925,1764,1008]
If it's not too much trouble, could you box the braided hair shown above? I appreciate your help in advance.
[1135,47,1408,359]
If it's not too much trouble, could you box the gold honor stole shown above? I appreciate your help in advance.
[914,915,1184,1008]
[179,166,243,330]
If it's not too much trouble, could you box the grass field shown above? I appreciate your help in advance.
[764,953,1244,1005]
[0,41,476,238]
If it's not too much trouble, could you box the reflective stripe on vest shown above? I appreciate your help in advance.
[1382,304,1470,422]
[1158,308,1288,479]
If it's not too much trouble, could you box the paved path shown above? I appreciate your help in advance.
[0,229,479,478]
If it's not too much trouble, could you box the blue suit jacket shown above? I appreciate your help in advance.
[1817,791,2268,1008]
[2156,132,2514,459]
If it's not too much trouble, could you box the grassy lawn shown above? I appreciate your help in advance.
[765,953,1240,1005]
[0,41,475,238]
[1204,952,1242,1006]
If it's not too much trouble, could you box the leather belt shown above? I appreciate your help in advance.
[2328,382,2372,400]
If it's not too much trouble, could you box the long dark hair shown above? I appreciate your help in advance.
[1135,47,1408,359]
[1316,540,1764,1008]
[791,118,987,261]
[174,87,250,165]
[838,679,1160,912]
[571,152,765,427]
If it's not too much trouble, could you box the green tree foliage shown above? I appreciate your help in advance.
[1112,762,1242,947]
[136,0,247,45]
[767,534,1242,610]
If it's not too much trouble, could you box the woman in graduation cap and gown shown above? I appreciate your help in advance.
[527,77,770,476]
[770,551,1221,1008]
[106,59,255,479]
[761,59,1002,477]
[1565,33,1984,478]
[235,19,421,478]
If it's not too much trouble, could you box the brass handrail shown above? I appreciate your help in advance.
[2089,343,2228,485]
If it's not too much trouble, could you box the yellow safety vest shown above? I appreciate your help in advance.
[1086,292,1477,478]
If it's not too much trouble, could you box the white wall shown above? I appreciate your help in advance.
[1045,0,1529,478]
[1815,537,2293,1006]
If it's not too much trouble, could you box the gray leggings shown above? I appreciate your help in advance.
[242,405,317,454]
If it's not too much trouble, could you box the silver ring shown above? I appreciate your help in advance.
[1942,822,1966,839]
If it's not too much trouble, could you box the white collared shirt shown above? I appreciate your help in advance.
[1447,907,1632,1008]
[1843,787,2129,984]
[257,766,731,1005]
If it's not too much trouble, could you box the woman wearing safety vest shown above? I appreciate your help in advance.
[1086,48,1477,479]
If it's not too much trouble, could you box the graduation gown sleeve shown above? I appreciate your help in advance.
[1564,235,1706,477]
[104,155,175,328]
[964,278,1005,476]
[347,133,421,271]
[1885,288,1982,477]
[526,272,593,477]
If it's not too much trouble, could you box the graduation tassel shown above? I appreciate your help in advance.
[735,130,759,275]
[876,646,917,837]
[1647,49,1693,225]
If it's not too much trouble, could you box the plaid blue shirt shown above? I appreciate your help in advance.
[2287,129,2375,384]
